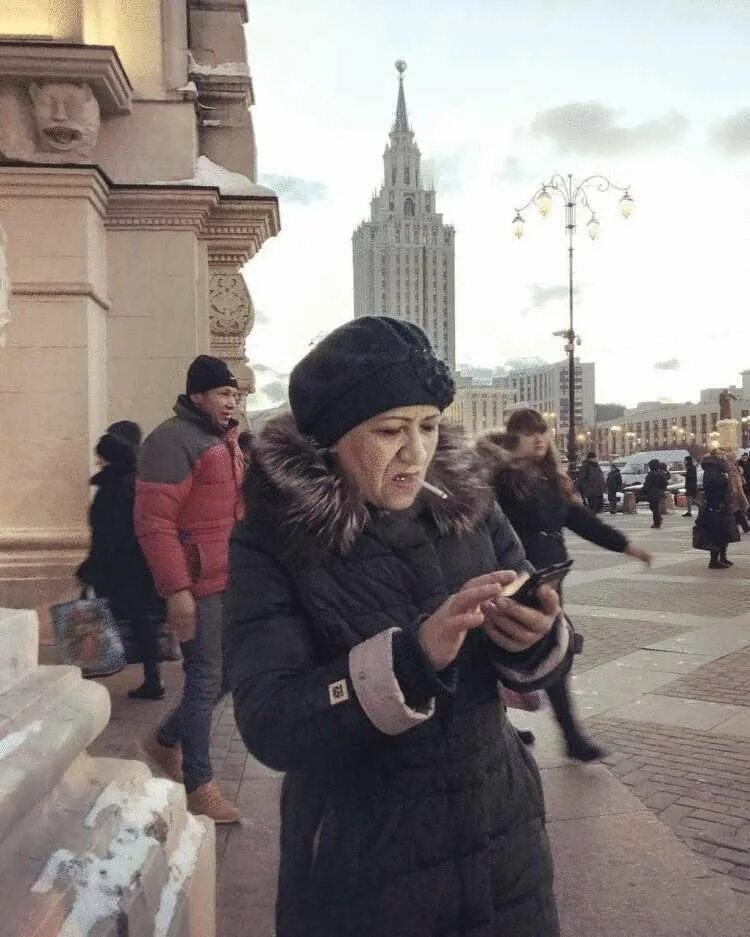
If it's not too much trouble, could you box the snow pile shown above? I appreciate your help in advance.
[188,51,250,78]
[31,778,174,935]
[151,156,277,199]
[153,813,205,936]
[0,720,42,760]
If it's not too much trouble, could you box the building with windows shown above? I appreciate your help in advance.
[352,61,455,370]
[444,385,513,442]
[594,372,750,456]
[496,358,596,441]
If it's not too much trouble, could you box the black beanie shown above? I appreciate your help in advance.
[289,316,455,447]
[107,420,142,447]
[186,355,238,395]
[96,432,137,468]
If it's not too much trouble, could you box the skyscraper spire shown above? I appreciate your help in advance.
[392,59,409,133]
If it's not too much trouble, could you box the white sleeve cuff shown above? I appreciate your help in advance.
[349,628,435,736]
[495,614,571,686]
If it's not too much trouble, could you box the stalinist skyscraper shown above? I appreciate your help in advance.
[353,61,456,371]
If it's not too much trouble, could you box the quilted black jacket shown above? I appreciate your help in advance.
[224,416,571,937]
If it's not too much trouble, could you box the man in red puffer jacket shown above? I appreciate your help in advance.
[135,354,244,824]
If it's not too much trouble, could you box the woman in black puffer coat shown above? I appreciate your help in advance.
[694,452,740,568]
[77,427,165,698]
[477,408,651,761]
[225,318,575,937]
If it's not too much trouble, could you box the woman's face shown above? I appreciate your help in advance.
[515,430,549,460]
[333,405,442,510]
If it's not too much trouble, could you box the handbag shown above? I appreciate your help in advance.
[117,614,181,664]
[50,594,127,678]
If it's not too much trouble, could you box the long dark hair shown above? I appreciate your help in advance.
[504,408,574,501]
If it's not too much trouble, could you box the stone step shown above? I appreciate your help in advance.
[0,670,110,843]
[0,608,38,695]
[0,754,214,937]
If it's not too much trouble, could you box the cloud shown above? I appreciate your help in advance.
[521,283,580,317]
[498,157,529,183]
[421,152,464,194]
[259,174,327,204]
[253,307,269,325]
[711,109,750,155]
[529,102,688,155]
[654,358,681,370]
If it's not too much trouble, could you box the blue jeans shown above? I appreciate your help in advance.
[157,593,226,793]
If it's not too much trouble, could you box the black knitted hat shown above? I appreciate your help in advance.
[107,420,142,447]
[96,432,137,468]
[186,355,238,395]
[288,316,455,447]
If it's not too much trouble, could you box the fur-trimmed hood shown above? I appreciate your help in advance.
[242,412,492,560]
[475,432,517,477]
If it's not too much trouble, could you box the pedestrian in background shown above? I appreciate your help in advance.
[606,462,623,514]
[695,450,739,568]
[136,355,244,824]
[577,451,606,513]
[77,424,165,699]
[641,459,668,528]
[740,452,750,513]
[226,317,572,937]
[478,409,651,762]
[724,451,750,533]
[682,455,698,517]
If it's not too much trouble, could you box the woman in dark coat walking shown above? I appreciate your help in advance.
[77,426,165,698]
[477,409,651,762]
[682,455,698,517]
[225,317,575,937]
[694,451,740,568]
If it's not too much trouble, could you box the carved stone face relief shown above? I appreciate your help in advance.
[28,82,100,158]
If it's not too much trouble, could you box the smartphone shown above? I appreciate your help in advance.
[501,559,574,609]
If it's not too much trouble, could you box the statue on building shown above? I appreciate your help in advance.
[719,388,737,421]
[29,82,100,160]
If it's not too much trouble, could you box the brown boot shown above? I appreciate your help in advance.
[138,732,183,784]
[186,781,241,825]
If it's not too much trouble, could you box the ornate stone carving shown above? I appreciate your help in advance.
[29,81,100,160]
[208,272,253,338]
[0,224,8,345]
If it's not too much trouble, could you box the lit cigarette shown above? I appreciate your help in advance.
[420,479,449,500]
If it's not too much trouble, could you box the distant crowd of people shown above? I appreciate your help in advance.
[572,448,750,567]
[73,319,744,937]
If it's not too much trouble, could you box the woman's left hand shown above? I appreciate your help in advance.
[480,585,560,653]
[624,543,652,566]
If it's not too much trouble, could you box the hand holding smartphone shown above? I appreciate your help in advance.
[500,560,574,609]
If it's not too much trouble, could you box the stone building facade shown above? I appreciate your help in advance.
[0,0,279,610]
[498,358,596,439]
[352,61,456,371]
[594,372,750,457]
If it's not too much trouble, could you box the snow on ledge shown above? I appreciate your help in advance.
[0,720,42,760]
[188,51,250,78]
[151,156,277,199]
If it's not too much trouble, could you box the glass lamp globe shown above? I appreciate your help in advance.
[587,214,601,240]
[619,191,634,219]
[536,188,552,217]
[512,212,525,239]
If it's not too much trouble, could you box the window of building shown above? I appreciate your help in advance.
[425,195,431,212]
[391,166,396,185]
[405,166,410,184]
[389,193,394,211]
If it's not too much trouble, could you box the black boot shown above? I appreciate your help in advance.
[128,661,164,700]
[546,676,607,763]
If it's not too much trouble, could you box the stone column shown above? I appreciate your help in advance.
[208,263,255,415]
[0,166,110,609]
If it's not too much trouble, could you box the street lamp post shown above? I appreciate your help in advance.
[513,174,633,477]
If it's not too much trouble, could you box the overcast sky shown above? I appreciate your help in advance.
[243,0,750,410]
